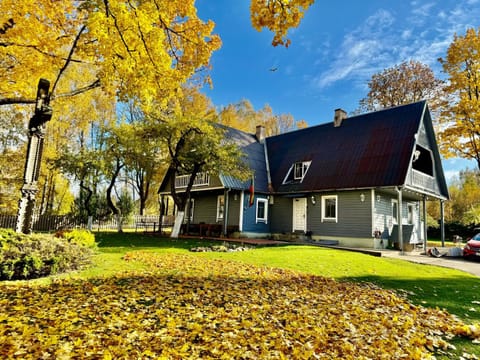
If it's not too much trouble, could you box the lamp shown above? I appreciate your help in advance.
[311,195,316,205]
[376,195,381,202]
[360,193,365,202]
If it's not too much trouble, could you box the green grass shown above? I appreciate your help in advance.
[13,232,480,357]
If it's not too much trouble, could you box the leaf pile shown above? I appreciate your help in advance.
[1,252,479,359]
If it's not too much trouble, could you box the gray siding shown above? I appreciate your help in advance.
[191,193,220,224]
[227,191,240,226]
[270,191,372,238]
[373,191,421,242]
[309,191,372,238]
[270,196,293,233]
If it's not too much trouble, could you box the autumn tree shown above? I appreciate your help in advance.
[0,0,313,219]
[357,60,444,113]
[147,87,247,237]
[250,0,315,47]
[438,28,480,170]
[218,100,307,135]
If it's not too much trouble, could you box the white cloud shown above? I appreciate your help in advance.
[311,0,480,91]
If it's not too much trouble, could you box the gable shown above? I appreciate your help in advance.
[405,107,449,199]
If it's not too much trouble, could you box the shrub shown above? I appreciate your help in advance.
[55,229,97,249]
[0,228,95,280]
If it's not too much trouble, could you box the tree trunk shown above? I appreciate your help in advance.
[171,211,185,238]
[87,215,93,231]
[106,159,124,232]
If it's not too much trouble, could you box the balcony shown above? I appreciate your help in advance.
[409,169,438,193]
[175,172,210,189]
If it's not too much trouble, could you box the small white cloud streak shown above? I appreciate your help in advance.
[311,0,480,90]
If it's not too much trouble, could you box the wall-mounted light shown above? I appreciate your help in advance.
[269,195,274,205]
[234,194,238,201]
[376,195,381,202]
[360,193,365,202]
[311,195,316,205]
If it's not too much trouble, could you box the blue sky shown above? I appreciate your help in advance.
[196,0,480,182]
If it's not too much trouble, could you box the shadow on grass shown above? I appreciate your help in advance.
[94,232,225,250]
[343,274,480,323]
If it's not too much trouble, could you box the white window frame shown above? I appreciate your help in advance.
[282,161,312,184]
[188,198,195,222]
[407,203,415,225]
[256,198,268,224]
[321,195,338,222]
[216,195,225,222]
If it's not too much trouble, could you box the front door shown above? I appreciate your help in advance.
[293,198,307,232]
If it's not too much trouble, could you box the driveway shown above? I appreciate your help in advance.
[379,248,480,277]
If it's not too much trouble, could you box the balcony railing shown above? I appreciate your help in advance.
[409,169,437,192]
[175,172,210,189]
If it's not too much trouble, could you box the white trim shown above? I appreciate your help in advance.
[282,161,312,184]
[188,198,195,222]
[321,195,338,223]
[216,195,225,222]
[256,198,268,224]
[239,191,244,231]
[292,198,307,231]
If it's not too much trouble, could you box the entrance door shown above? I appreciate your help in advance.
[293,198,307,232]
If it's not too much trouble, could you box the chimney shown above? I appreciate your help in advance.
[334,108,347,127]
[256,125,266,143]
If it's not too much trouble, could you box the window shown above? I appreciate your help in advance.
[217,195,224,221]
[283,161,312,184]
[321,195,337,222]
[188,199,195,222]
[256,198,268,223]
[392,199,398,224]
[407,204,414,224]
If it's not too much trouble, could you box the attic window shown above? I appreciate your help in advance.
[412,145,433,176]
[283,161,312,184]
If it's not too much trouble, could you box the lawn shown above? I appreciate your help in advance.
[1,232,479,359]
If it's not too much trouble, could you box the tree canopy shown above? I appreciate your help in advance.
[357,60,443,113]
[438,28,480,170]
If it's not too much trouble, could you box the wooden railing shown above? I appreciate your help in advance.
[175,172,210,189]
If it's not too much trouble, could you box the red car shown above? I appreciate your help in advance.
[463,233,480,259]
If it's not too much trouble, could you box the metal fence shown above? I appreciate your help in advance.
[0,214,175,232]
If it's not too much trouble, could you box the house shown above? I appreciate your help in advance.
[158,101,449,249]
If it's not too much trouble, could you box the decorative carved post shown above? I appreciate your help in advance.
[15,79,52,234]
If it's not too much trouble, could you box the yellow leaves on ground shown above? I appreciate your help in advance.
[1,252,478,359]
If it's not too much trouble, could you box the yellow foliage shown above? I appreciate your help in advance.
[439,28,480,168]
[1,252,478,359]
[250,0,315,47]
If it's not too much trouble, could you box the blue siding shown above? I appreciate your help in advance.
[242,194,271,234]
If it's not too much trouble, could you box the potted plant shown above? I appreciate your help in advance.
[373,229,384,249]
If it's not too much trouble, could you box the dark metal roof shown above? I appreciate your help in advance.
[219,125,269,192]
[266,101,426,193]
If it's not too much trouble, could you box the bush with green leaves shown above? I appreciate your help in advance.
[55,229,97,249]
[0,228,96,280]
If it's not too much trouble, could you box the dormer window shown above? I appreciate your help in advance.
[283,161,311,184]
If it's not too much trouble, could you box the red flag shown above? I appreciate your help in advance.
[248,176,254,207]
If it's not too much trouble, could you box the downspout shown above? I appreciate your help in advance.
[371,189,375,243]
[423,195,428,253]
[440,200,445,247]
[223,188,230,237]
[396,187,404,255]
[239,191,244,232]
[263,140,273,193]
